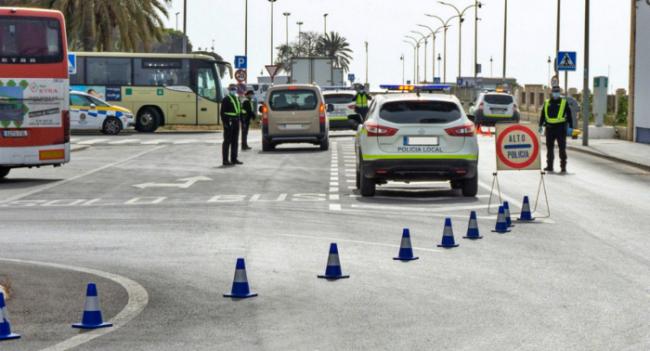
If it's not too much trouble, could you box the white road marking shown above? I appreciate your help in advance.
[350,203,490,213]
[346,179,355,183]
[133,176,212,189]
[173,139,200,145]
[278,233,441,253]
[126,196,167,205]
[0,258,148,351]
[329,194,340,201]
[77,138,108,145]
[140,139,168,145]
[329,187,338,193]
[108,139,139,145]
[1,146,166,204]
[329,204,342,211]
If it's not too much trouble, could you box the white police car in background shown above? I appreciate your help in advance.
[355,90,479,197]
[468,91,519,126]
[70,91,134,135]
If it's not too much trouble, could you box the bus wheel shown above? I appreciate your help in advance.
[102,117,123,135]
[0,167,9,179]
[136,108,160,133]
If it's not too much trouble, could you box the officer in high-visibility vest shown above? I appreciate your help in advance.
[353,86,372,119]
[220,85,244,166]
[539,86,573,173]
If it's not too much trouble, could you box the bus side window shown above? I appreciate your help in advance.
[197,68,216,101]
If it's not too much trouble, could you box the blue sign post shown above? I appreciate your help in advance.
[68,53,77,75]
[348,73,355,83]
[557,51,577,72]
[234,56,247,69]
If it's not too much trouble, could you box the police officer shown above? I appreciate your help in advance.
[539,86,573,173]
[241,90,256,151]
[353,86,372,119]
[221,85,243,166]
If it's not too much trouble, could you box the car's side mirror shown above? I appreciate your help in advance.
[258,106,264,113]
[327,104,335,113]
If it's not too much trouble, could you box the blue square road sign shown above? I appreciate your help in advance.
[234,56,247,69]
[557,51,577,72]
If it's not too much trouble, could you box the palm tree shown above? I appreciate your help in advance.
[5,0,170,51]
[317,31,353,72]
[274,43,295,74]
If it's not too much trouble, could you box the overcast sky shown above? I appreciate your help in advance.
[163,0,631,91]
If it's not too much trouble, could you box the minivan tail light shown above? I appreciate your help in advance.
[347,103,356,109]
[319,103,326,124]
[446,123,475,137]
[365,121,398,137]
[261,104,269,126]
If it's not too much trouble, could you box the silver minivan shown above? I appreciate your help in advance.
[260,84,329,151]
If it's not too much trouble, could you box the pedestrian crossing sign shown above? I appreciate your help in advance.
[557,51,577,72]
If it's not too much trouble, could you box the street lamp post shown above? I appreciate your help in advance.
[403,40,417,83]
[582,0,590,146]
[474,1,483,78]
[503,0,508,79]
[437,54,442,81]
[283,12,291,47]
[555,0,561,77]
[365,41,369,85]
[268,0,277,64]
[182,0,187,53]
[400,54,405,84]
[324,13,328,34]
[425,14,457,84]
[175,12,180,31]
[417,24,444,83]
[411,30,429,83]
[244,0,248,75]
[405,35,421,83]
[297,21,304,48]
[490,56,493,77]
[439,1,480,80]
[547,56,552,84]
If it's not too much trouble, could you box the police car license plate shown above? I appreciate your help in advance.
[405,136,438,146]
[2,130,28,138]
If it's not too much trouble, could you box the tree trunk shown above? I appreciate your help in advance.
[81,2,95,51]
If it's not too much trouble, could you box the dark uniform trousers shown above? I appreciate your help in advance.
[545,124,567,169]
[241,116,250,148]
[222,115,240,163]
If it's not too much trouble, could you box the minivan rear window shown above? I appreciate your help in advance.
[379,100,461,124]
[484,94,513,105]
[324,94,355,104]
[269,90,318,111]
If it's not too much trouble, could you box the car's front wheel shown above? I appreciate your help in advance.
[319,138,329,151]
[462,174,478,197]
[0,167,9,179]
[359,163,376,197]
[262,139,274,152]
[102,117,122,135]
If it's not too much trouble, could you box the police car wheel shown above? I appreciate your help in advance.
[102,117,122,135]
[359,164,376,197]
[450,180,462,190]
[262,139,274,152]
[0,167,9,179]
[461,175,478,197]
[319,138,329,151]
[355,169,360,189]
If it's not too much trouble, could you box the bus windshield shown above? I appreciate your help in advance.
[0,16,63,63]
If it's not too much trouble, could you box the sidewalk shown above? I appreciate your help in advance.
[562,138,650,171]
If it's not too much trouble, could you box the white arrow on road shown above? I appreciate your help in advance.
[133,176,212,189]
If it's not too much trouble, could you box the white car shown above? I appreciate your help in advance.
[468,92,520,126]
[69,91,133,135]
[323,90,359,131]
[355,93,479,197]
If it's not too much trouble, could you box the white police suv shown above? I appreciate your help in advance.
[355,91,479,197]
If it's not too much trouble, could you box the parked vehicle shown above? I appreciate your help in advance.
[70,91,133,135]
[468,92,520,126]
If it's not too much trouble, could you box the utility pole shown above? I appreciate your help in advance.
[244,0,248,66]
[365,41,369,85]
[628,0,636,141]
[324,13,328,34]
[474,0,479,78]
[182,0,187,53]
[555,0,561,78]
[503,0,507,79]
[268,0,277,65]
[582,0,590,146]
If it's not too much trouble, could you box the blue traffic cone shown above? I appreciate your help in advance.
[503,201,515,227]
[0,293,20,341]
[224,258,258,298]
[517,196,535,222]
[318,243,350,279]
[72,283,113,329]
[437,218,459,248]
[463,211,483,240]
[394,228,419,261]
[492,206,511,233]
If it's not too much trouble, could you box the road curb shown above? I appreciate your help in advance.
[564,144,650,172]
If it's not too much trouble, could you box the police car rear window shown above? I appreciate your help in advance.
[379,100,461,124]
[269,90,318,111]
[324,94,355,104]
[484,94,513,105]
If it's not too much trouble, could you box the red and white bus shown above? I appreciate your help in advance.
[0,7,70,179]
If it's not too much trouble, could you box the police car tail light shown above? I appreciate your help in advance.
[445,123,475,137]
[365,121,398,137]
[261,104,269,126]
[319,103,326,124]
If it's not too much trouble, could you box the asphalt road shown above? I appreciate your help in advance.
[0,130,648,350]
